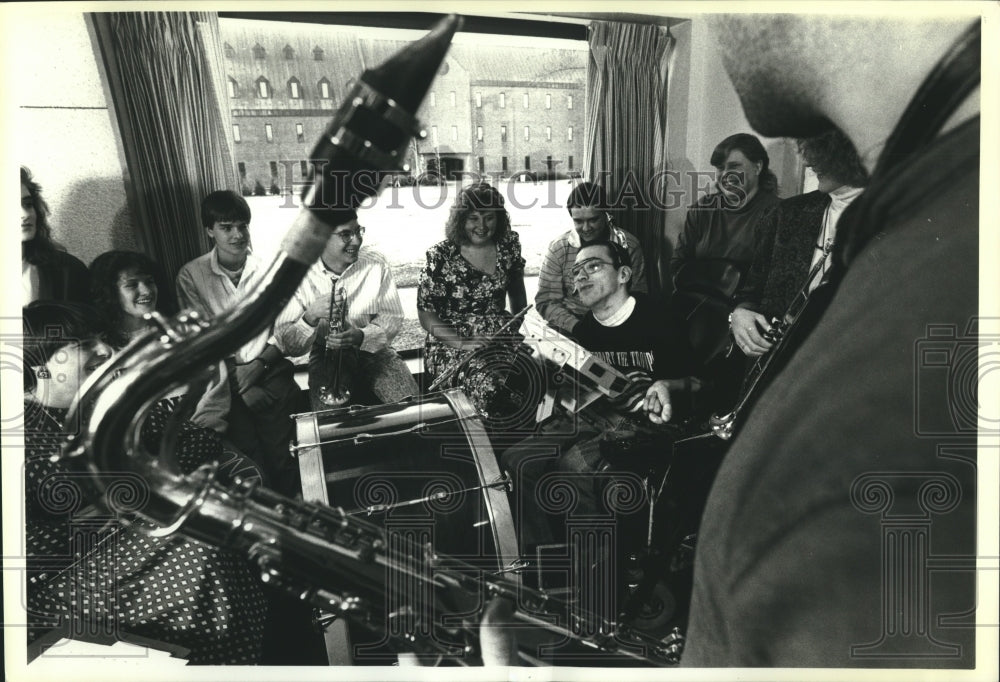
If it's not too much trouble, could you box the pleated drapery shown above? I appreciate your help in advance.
[585,21,674,296]
[93,12,237,284]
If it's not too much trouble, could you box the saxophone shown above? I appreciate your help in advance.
[59,16,681,666]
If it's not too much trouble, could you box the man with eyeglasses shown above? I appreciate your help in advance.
[273,210,418,410]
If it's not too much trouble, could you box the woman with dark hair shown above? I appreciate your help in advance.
[23,301,266,664]
[21,166,90,306]
[417,183,527,417]
[90,250,230,435]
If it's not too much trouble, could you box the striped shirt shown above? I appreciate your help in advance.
[534,226,647,334]
[273,247,404,357]
[176,248,272,364]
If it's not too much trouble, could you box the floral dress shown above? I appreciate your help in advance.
[25,399,267,664]
[417,231,526,417]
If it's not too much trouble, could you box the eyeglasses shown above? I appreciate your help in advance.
[332,225,365,243]
[571,258,615,279]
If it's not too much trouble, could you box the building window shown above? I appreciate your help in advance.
[499,92,505,108]
[431,125,438,144]
[568,126,574,141]
[237,161,246,178]
[256,77,271,98]
[252,43,266,59]
[523,93,529,109]
[546,155,553,171]
[545,126,551,141]
[476,126,483,141]
[568,155,574,170]
[296,122,304,142]
[224,42,235,59]
[288,77,301,99]
[283,44,295,59]
[318,78,331,99]
[475,92,482,108]
[523,126,530,141]
[546,93,551,109]
[313,46,324,61]
[450,90,456,107]
[232,124,241,143]
[478,157,484,173]
[430,92,436,107]
[524,156,531,170]
[227,77,238,99]
[265,123,273,142]
[568,95,573,110]
[300,160,308,176]
[269,161,278,177]
[501,125,507,140]
[451,126,458,142]
[502,156,508,172]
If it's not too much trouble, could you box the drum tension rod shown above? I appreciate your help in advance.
[344,476,511,518]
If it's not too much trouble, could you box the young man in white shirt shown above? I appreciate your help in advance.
[272,209,418,410]
[176,190,301,494]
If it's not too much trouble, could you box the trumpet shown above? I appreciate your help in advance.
[710,240,834,439]
[315,282,351,407]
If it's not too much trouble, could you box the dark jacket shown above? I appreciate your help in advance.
[28,250,91,305]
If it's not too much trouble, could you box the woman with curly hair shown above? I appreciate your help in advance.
[417,183,527,419]
[730,126,869,357]
[21,166,90,306]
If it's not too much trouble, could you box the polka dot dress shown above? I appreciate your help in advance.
[25,400,268,664]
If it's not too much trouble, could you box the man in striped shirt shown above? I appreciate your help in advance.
[177,190,302,494]
[272,210,418,409]
[534,181,647,335]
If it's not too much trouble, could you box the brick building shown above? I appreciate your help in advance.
[218,19,586,191]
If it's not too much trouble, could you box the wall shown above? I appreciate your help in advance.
[12,11,136,268]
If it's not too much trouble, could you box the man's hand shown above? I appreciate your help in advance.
[730,307,773,357]
[644,379,672,424]
[325,327,364,350]
[233,360,264,394]
[303,293,333,327]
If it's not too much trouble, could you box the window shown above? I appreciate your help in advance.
[478,157,484,173]
[568,126,574,141]
[568,95,573,109]
[283,44,295,59]
[252,43,265,59]
[524,156,531,170]
[545,126,551,141]
[237,161,246,178]
[430,92,436,107]
[313,46,324,61]
[227,77,238,99]
[296,122,304,142]
[288,77,301,99]
[300,160,308,176]
[256,77,271,98]
[499,92,505,108]
[450,90,456,107]
[232,124,241,142]
[269,161,278,176]
[568,155,574,170]
[318,78,331,99]
[546,155,553,171]
[501,125,507,140]
[476,126,483,141]
[475,92,482,108]
[524,126,530,141]
[451,126,458,142]
[523,93,529,109]
[224,42,235,58]
[545,93,551,109]
[502,156,508,172]
[431,125,438,143]
[265,123,273,142]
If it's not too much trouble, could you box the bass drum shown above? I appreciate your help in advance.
[292,389,520,664]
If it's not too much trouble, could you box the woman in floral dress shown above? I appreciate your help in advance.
[417,183,527,419]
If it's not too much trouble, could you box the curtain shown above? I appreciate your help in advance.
[92,12,237,285]
[585,21,674,297]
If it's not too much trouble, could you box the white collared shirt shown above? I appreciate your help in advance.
[808,185,865,292]
[272,247,404,357]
